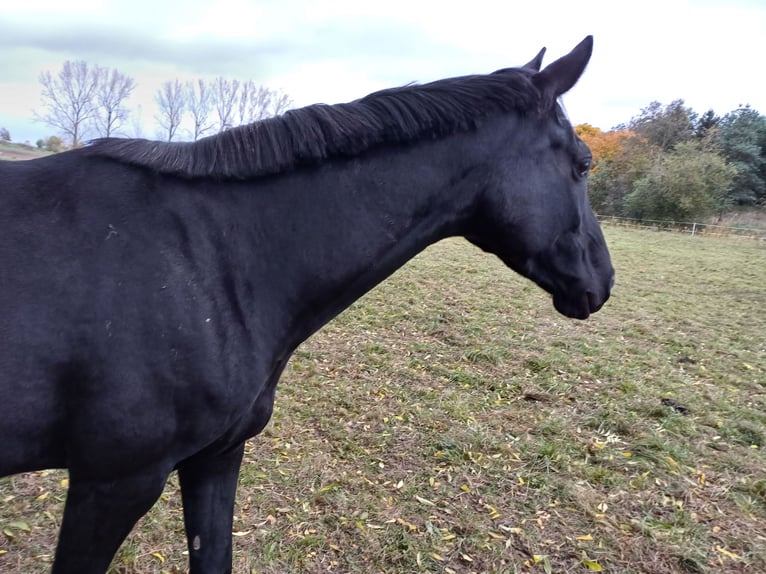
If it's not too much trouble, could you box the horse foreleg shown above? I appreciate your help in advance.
[178,442,245,574]
[52,467,170,574]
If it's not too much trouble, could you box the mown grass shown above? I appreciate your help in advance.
[1,226,765,573]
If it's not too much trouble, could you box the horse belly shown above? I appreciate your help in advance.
[0,370,67,475]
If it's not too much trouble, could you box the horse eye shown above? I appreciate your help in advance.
[577,158,591,178]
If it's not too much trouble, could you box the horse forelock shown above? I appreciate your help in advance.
[86,68,540,181]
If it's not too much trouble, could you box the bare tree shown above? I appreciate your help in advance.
[236,81,292,124]
[35,60,101,147]
[93,68,136,138]
[211,77,240,132]
[129,104,145,139]
[155,80,186,142]
[266,89,292,118]
[186,79,214,141]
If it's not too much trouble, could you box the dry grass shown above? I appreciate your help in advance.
[0,142,49,161]
[2,226,765,573]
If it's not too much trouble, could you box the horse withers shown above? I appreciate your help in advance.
[0,36,613,573]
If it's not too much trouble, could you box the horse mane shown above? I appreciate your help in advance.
[86,68,540,180]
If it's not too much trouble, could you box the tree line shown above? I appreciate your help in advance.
[576,100,766,221]
[5,62,764,222]
[26,60,291,149]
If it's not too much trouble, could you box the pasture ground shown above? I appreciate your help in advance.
[0,142,49,161]
[1,226,765,573]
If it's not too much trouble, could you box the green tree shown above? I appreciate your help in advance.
[628,99,697,152]
[625,141,736,221]
[40,136,65,152]
[717,106,766,205]
[695,109,720,141]
[0,127,10,142]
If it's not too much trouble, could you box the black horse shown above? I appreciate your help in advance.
[0,36,613,573]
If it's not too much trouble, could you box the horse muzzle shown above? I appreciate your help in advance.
[551,271,614,320]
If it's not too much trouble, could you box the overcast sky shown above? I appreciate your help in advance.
[2,0,765,143]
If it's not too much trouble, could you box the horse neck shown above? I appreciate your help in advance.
[247,135,481,353]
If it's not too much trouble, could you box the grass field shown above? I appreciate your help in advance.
[0,141,49,161]
[1,226,765,573]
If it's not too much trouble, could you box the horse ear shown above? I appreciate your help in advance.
[533,35,593,104]
[523,47,546,72]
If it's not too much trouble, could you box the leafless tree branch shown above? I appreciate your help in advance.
[154,80,186,142]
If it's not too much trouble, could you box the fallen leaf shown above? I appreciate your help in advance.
[151,552,165,564]
[430,552,445,562]
[716,546,743,561]
[484,504,501,519]
[583,558,603,571]
[576,534,594,541]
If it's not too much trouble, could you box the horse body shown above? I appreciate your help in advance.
[0,37,613,573]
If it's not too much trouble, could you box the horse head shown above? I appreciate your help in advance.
[466,36,614,319]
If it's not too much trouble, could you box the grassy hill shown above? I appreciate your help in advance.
[0,141,50,161]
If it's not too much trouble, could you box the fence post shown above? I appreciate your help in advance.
[691,222,697,237]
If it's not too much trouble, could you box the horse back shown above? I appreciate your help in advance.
[0,152,265,478]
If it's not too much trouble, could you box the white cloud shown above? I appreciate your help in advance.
[1,0,764,142]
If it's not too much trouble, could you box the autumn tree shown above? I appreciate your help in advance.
[93,68,136,138]
[35,136,65,152]
[155,80,187,142]
[576,124,655,215]
[36,60,101,147]
[625,140,736,221]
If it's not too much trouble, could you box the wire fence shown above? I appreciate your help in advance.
[597,215,766,240]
